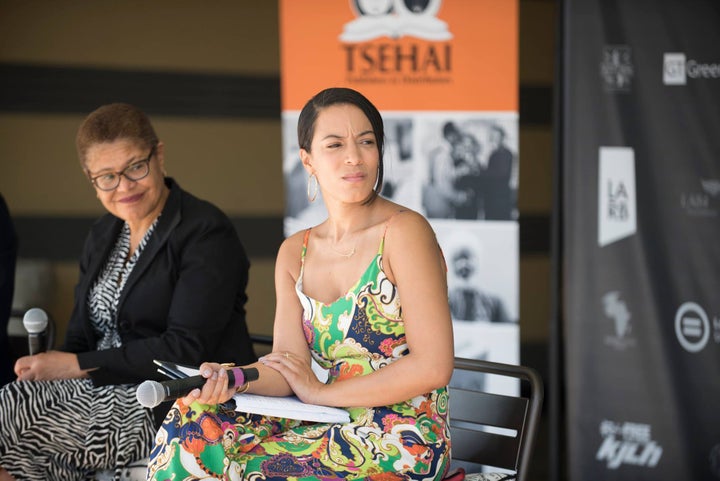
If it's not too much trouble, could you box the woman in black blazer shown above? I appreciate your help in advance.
[0,103,256,481]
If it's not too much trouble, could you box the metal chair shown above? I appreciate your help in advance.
[444,357,544,481]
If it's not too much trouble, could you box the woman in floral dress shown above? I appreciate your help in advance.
[147,87,455,481]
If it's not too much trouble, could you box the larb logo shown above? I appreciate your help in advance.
[598,147,637,247]
[663,52,686,85]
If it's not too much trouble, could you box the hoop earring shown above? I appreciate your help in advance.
[307,173,318,203]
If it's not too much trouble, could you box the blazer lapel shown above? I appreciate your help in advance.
[117,179,182,310]
[82,217,123,297]
[73,216,123,342]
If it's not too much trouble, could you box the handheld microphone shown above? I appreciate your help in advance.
[136,367,259,408]
[23,308,49,356]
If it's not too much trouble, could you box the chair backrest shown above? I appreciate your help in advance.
[448,357,543,481]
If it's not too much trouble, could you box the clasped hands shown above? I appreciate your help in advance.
[180,350,324,407]
[14,351,86,381]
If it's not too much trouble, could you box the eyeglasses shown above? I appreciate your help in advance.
[89,146,155,191]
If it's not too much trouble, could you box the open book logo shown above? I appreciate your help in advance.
[340,0,452,42]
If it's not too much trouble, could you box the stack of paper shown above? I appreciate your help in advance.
[232,393,350,423]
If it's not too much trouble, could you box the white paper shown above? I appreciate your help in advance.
[155,360,349,423]
[233,393,350,423]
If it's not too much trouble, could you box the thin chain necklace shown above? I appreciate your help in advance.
[330,243,356,258]
[327,221,361,257]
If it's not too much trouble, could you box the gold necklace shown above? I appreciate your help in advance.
[330,243,356,258]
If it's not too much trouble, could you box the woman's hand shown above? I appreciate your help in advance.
[14,351,86,381]
[260,351,324,405]
[179,362,237,407]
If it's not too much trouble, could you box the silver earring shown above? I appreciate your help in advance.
[307,173,318,203]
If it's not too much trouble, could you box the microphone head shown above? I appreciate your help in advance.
[23,308,49,334]
[136,380,165,408]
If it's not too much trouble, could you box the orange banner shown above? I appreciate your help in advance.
[280,0,517,112]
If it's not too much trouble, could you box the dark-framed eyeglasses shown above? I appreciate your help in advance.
[89,146,155,191]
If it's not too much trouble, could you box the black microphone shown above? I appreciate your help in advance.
[23,308,49,356]
[136,366,259,408]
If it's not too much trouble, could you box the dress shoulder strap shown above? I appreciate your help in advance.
[380,210,407,254]
[301,228,312,261]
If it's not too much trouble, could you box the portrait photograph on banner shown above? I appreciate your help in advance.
[432,219,519,393]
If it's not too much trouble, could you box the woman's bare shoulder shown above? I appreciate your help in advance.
[375,204,437,260]
[383,204,434,238]
[277,229,309,263]
[379,204,443,284]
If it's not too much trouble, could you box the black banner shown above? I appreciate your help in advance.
[561,0,720,479]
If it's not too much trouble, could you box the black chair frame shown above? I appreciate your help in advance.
[447,357,543,481]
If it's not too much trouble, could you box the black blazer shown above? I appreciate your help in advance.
[0,193,18,385]
[62,179,256,422]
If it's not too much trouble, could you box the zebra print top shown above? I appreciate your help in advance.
[0,218,161,480]
[87,219,159,350]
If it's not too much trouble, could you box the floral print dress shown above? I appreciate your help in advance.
[147,227,451,481]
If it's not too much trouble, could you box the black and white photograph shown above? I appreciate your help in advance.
[433,219,519,392]
[417,115,519,221]
[379,116,418,208]
[282,112,328,237]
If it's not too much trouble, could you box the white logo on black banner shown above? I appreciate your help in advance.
[663,52,686,85]
[600,46,634,92]
[596,420,663,469]
[675,302,711,353]
[702,179,720,196]
[341,0,452,42]
[598,147,637,247]
[663,52,720,86]
[603,291,635,350]
[680,178,720,217]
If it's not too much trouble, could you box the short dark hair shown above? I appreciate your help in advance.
[76,103,158,168]
[442,121,461,140]
[297,87,384,203]
[491,124,506,139]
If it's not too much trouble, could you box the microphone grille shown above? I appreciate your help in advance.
[23,308,49,334]
[136,380,165,408]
